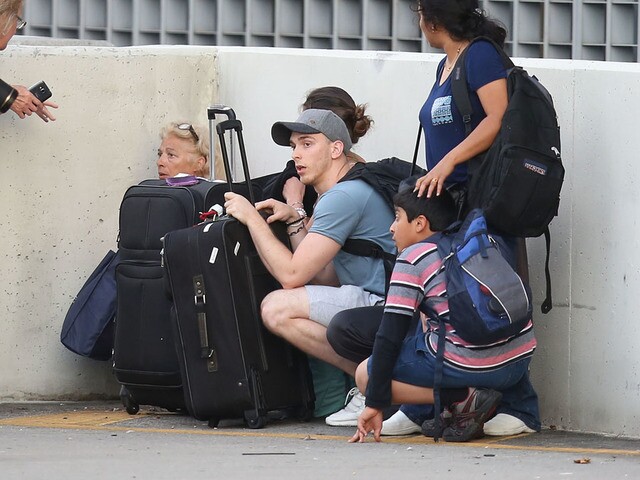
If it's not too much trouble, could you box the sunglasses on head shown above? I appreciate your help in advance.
[16,15,26,30]
[177,123,199,143]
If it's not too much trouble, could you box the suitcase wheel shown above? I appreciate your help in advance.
[119,386,140,415]
[207,418,220,428]
[295,405,314,422]
[244,410,266,429]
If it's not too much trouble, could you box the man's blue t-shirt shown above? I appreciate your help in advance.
[309,180,395,297]
[419,40,506,184]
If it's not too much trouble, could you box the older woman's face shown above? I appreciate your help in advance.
[0,6,22,51]
[157,133,203,179]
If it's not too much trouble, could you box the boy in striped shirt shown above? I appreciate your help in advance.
[349,181,536,443]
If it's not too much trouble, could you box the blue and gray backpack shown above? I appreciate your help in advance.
[426,208,532,440]
[433,208,532,345]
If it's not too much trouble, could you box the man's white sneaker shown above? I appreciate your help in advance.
[483,413,536,436]
[325,387,365,427]
[381,410,422,436]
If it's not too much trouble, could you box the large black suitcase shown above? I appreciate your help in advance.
[113,177,219,414]
[163,107,314,428]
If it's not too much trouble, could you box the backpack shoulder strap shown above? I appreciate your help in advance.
[541,227,553,314]
[342,238,396,292]
[450,36,514,137]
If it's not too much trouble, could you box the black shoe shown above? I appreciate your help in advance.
[421,409,452,437]
[442,388,502,442]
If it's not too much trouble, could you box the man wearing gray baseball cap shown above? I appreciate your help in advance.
[224,108,394,422]
[271,108,353,153]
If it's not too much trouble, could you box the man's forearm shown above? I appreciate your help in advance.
[245,214,301,288]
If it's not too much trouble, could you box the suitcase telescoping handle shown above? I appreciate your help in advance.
[207,105,236,121]
[207,105,236,181]
[216,118,256,206]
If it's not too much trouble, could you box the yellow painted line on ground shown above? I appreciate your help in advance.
[0,411,132,428]
[1,410,639,457]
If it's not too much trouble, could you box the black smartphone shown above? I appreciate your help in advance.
[29,81,52,102]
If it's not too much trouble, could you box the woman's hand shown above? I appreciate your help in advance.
[414,156,456,198]
[35,100,59,122]
[348,407,383,443]
[10,85,40,119]
[282,176,305,206]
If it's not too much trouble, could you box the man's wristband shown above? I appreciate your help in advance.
[286,218,304,228]
[288,223,305,237]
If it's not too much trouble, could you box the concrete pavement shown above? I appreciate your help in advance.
[0,401,638,480]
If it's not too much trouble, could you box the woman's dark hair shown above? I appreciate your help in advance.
[415,0,507,47]
[393,181,457,231]
[302,86,373,144]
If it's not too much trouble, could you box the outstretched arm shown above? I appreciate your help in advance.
[224,192,340,288]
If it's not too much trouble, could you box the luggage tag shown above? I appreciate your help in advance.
[200,204,224,224]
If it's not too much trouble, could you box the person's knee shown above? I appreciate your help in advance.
[354,359,369,392]
[261,291,286,333]
[261,289,306,334]
[326,313,348,351]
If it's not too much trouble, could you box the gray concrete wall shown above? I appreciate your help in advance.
[1,45,639,438]
[1,45,218,399]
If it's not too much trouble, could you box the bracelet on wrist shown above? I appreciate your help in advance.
[294,207,307,220]
[286,217,304,228]
[288,223,305,237]
[289,201,304,208]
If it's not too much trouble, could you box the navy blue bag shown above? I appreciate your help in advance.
[60,250,121,360]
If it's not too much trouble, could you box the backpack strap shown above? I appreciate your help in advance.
[421,233,451,442]
[411,123,423,176]
[342,238,396,292]
[541,227,553,314]
[450,36,515,137]
[431,316,447,442]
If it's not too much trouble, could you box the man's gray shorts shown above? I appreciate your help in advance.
[305,284,385,328]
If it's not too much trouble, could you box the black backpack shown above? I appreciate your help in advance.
[451,37,565,313]
[338,157,427,289]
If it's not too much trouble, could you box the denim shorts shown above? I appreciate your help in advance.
[368,332,531,391]
[305,284,384,327]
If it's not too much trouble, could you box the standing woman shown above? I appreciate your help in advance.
[413,0,507,200]
[0,0,58,122]
[400,0,540,438]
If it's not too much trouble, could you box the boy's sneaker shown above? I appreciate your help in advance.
[442,388,502,442]
[381,410,422,436]
[325,387,365,427]
[421,408,453,437]
[483,413,536,436]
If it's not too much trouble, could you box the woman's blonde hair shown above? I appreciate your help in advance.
[160,122,210,178]
[0,0,23,35]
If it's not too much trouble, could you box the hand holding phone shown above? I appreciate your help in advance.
[29,81,52,103]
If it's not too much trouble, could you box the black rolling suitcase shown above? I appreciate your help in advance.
[163,107,314,428]
[113,177,219,414]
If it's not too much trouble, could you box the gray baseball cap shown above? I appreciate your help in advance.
[271,109,353,152]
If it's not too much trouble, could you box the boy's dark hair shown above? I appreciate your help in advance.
[393,176,457,231]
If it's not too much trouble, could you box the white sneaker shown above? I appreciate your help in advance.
[381,410,422,436]
[483,413,536,436]
[325,387,365,426]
